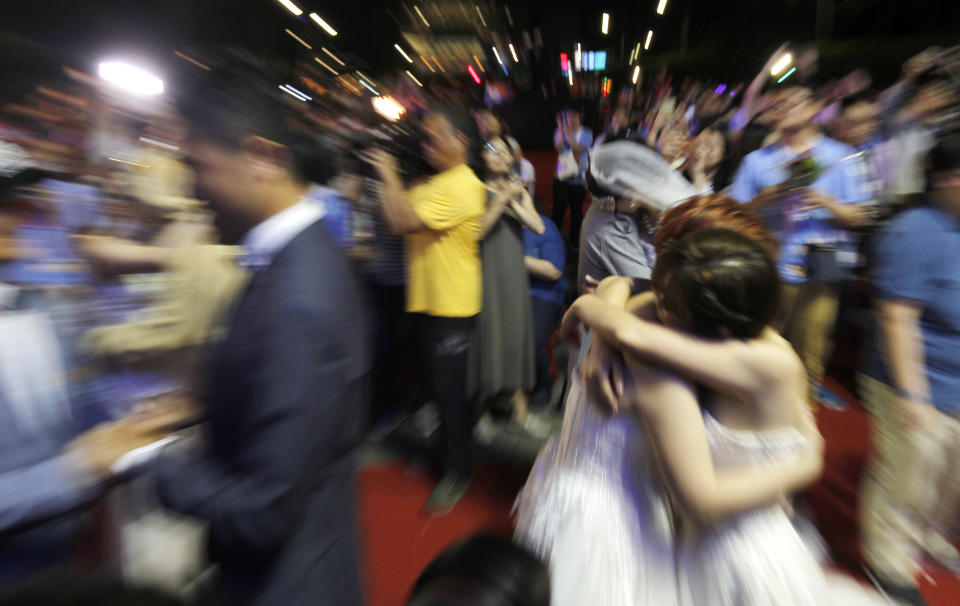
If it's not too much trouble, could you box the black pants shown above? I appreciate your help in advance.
[551,179,587,248]
[530,297,562,410]
[414,314,477,478]
[367,283,412,423]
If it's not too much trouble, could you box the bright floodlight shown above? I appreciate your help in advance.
[657,0,668,15]
[277,0,303,16]
[98,62,164,95]
[770,52,793,77]
[310,13,338,36]
[644,30,653,50]
[372,95,405,121]
[602,13,610,35]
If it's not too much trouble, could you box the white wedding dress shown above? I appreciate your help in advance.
[514,360,679,606]
[679,413,890,606]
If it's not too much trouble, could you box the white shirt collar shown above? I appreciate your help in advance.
[240,190,327,269]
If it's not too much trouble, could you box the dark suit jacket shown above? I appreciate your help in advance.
[155,220,371,606]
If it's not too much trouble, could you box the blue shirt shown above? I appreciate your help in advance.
[524,215,567,307]
[730,137,869,283]
[306,186,353,250]
[554,127,594,184]
[861,205,960,413]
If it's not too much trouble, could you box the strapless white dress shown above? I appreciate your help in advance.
[514,368,679,606]
[680,414,888,606]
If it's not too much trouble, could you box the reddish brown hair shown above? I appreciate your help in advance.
[655,195,778,257]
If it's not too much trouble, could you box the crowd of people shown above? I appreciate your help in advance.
[0,33,959,606]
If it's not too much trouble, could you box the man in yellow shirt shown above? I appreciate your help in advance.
[368,107,484,513]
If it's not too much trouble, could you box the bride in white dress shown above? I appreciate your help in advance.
[517,197,889,606]
[515,234,825,604]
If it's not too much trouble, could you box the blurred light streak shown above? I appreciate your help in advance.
[309,13,338,36]
[358,78,379,95]
[282,84,312,100]
[770,53,793,76]
[632,65,640,84]
[395,44,414,63]
[644,30,653,50]
[715,84,727,94]
[174,51,210,70]
[475,5,487,27]
[314,57,338,75]
[322,47,346,66]
[568,70,573,86]
[138,136,179,151]
[372,95,405,121]
[406,70,423,87]
[277,0,303,16]
[414,5,431,27]
[98,62,164,95]
[657,0,668,15]
[560,52,569,74]
[777,66,797,84]
[279,85,310,101]
[509,44,519,62]
[467,64,482,84]
[473,55,485,72]
[431,57,445,73]
[492,47,503,65]
[602,13,610,35]
[505,6,514,27]
[107,157,150,168]
[575,43,582,71]
[421,56,436,72]
[285,29,312,49]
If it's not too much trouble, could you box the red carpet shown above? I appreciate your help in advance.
[359,384,960,606]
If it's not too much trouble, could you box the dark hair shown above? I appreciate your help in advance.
[928,130,960,176]
[840,89,878,112]
[0,574,182,606]
[429,104,482,175]
[408,534,550,606]
[177,51,322,184]
[652,228,780,339]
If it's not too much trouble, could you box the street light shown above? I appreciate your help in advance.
[602,13,610,35]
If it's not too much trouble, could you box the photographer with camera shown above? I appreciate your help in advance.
[365,107,485,514]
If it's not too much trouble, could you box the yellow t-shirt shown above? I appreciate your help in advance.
[406,164,484,317]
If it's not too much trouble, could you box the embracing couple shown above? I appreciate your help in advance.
[514,195,885,606]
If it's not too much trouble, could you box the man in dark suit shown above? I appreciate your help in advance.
[86,58,372,605]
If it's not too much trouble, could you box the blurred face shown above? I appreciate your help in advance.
[691,129,725,169]
[775,88,822,133]
[185,138,259,244]
[564,111,581,130]
[421,113,465,172]
[907,83,956,124]
[482,137,512,176]
[836,101,880,147]
[611,109,629,131]
[475,111,501,140]
[930,168,960,215]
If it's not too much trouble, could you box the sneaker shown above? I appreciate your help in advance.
[423,473,471,516]
[814,382,849,410]
[861,563,929,606]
